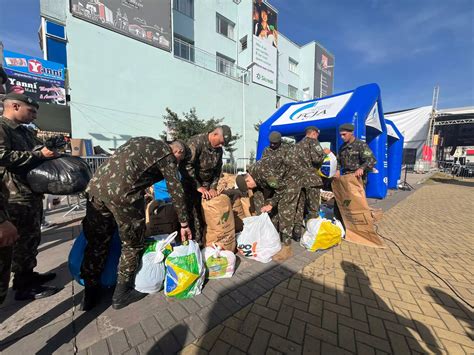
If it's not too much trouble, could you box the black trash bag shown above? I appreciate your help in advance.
[27,155,92,195]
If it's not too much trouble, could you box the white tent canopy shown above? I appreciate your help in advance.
[385,106,432,154]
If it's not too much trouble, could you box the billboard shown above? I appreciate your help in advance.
[70,0,172,51]
[314,44,335,98]
[252,0,278,90]
[2,50,66,105]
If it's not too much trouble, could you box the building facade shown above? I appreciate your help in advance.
[39,0,335,161]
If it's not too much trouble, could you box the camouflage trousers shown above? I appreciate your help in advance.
[0,199,42,303]
[253,190,280,229]
[183,184,204,243]
[81,194,146,286]
[278,187,305,239]
[302,186,321,220]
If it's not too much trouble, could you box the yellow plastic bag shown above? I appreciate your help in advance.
[301,218,344,252]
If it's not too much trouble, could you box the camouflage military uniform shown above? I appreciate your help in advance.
[181,133,223,241]
[0,179,11,303]
[81,137,188,285]
[261,142,291,163]
[289,137,325,219]
[0,116,45,290]
[337,138,376,185]
[249,156,304,240]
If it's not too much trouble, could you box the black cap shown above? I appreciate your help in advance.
[221,125,232,144]
[269,131,282,143]
[339,123,355,132]
[305,126,319,133]
[2,93,39,109]
[235,175,248,195]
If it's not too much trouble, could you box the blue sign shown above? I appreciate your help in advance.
[2,50,66,104]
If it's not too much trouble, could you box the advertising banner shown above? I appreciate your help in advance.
[272,92,353,126]
[3,50,66,105]
[252,0,277,90]
[70,0,172,51]
[314,44,335,98]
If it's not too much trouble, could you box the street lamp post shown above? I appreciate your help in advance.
[241,62,256,172]
[319,64,334,98]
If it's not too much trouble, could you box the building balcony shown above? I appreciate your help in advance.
[277,81,306,101]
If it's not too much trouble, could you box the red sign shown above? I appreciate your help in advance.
[28,59,43,74]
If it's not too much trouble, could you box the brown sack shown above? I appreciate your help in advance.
[232,197,246,233]
[240,190,256,218]
[370,207,384,223]
[202,194,236,251]
[217,173,237,193]
[331,174,385,248]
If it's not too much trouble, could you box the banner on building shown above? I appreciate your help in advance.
[70,0,172,51]
[314,44,335,98]
[2,50,66,105]
[252,0,277,90]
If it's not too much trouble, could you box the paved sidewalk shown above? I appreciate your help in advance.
[1,173,472,354]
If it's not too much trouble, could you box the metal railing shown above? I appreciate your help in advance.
[277,81,305,101]
[82,156,110,174]
[174,38,249,83]
[438,160,474,178]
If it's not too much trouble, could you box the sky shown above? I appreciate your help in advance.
[0,0,473,111]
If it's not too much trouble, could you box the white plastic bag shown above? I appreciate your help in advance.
[237,213,281,263]
[164,240,205,299]
[135,232,177,294]
[203,243,236,279]
[301,218,344,252]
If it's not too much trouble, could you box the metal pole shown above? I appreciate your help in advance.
[243,71,247,172]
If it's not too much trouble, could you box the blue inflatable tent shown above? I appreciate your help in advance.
[257,83,398,199]
[386,119,404,189]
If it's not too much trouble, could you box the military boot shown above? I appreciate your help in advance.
[12,271,57,290]
[80,284,101,311]
[281,234,292,246]
[112,281,147,310]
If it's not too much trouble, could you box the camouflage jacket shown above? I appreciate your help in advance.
[183,133,223,190]
[261,143,291,168]
[289,137,325,187]
[337,138,376,175]
[0,116,45,202]
[248,156,290,208]
[86,137,188,223]
[0,180,8,223]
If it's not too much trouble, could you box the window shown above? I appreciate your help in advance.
[289,58,298,74]
[303,87,310,100]
[216,53,235,77]
[288,85,298,100]
[173,0,194,18]
[174,36,195,62]
[216,14,235,40]
[240,35,248,52]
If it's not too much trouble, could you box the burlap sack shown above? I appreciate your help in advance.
[240,190,256,217]
[331,174,385,248]
[370,207,384,223]
[217,173,237,193]
[202,194,236,251]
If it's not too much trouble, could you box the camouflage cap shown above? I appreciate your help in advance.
[269,131,282,143]
[305,126,319,133]
[221,125,232,144]
[2,92,39,109]
[235,175,248,195]
[339,123,355,132]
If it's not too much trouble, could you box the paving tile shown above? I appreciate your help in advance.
[248,328,271,355]
[125,323,147,347]
[140,316,162,338]
[107,330,131,355]
[89,339,109,355]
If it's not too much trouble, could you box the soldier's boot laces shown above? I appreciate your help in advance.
[112,282,147,310]
[80,285,101,311]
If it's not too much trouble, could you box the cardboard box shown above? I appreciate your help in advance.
[70,139,94,157]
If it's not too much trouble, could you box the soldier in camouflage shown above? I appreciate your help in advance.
[181,126,232,242]
[0,93,59,301]
[236,156,305,245]
[289,126,326,234]
[0,179,19,304]
[334,123,377,184]
[80,137,192,311]
[261,131,291,163]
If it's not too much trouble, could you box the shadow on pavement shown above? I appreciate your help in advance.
[144,258,443,353]
[429,177,474,188]
[426,286,474,339]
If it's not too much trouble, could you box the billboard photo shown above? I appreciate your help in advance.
[314,44,335,98]
[252,0,278,90]
[3,50,66,105]
[70,0,172,51]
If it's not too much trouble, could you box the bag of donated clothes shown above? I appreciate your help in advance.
[134,232,177,294]
[68,229,121,287]
[202,243,236,279]
[237,213,281,263]
[164,240,205,299]
[300,218,345,252]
